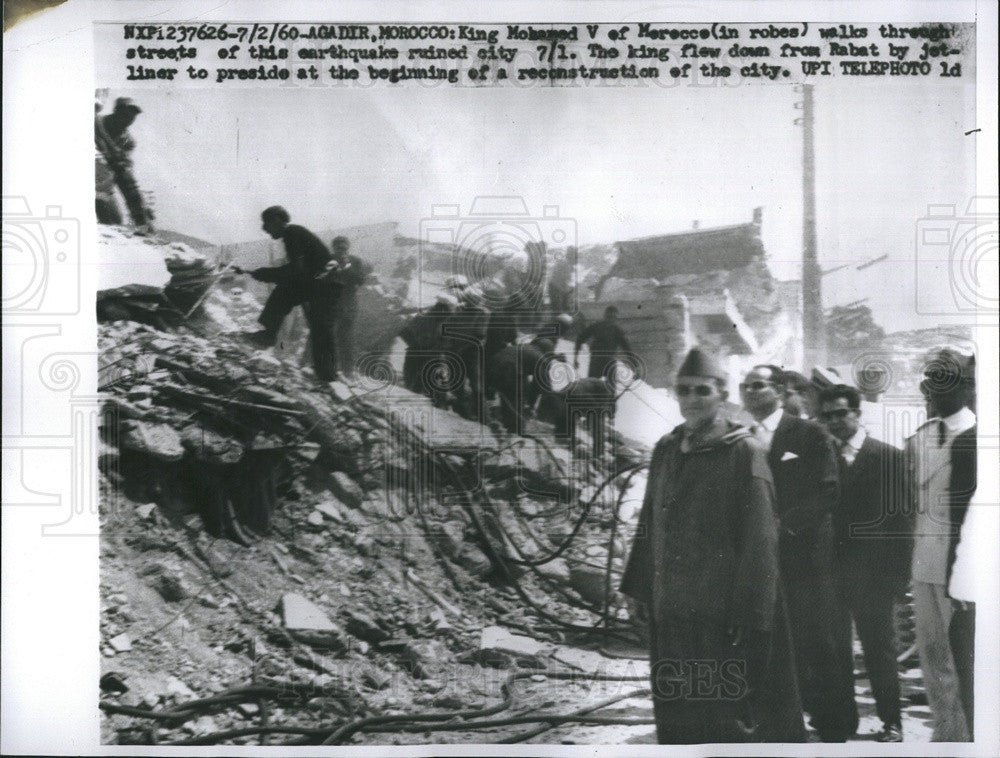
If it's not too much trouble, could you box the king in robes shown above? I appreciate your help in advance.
[620,348,806,743]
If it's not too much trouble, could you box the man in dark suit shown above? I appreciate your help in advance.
[741,365,855,741]
[818,384,911,742]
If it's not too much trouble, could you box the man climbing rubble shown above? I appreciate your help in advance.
[94,97,155,233]
[236,207,340,381]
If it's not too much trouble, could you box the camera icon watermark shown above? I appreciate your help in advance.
[914,197,998,320]
[2,196,81,316]
[418,196,577,315]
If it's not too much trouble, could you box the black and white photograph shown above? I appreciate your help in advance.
[2,2,997,755]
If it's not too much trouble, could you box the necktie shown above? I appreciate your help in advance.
[752,423,771,450]
[837,440,850,479]
[938,419,947,447]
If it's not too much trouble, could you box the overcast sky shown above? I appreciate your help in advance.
[110,80,975,332]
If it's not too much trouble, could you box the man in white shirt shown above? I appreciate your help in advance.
[818,384,910,742]
[742,365,854,741]
[907,348,976,741]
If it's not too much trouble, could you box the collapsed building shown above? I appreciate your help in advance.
[581,208,802,392]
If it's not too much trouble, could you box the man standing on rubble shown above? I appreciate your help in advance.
[621,348,804,743]
[327,236,373,379]
[242,207,338,381]
[740,365,855,741]
[94,97,154,233]
[574,305,634,389]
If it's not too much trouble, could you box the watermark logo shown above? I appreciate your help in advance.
[914,197,998,319]
[418,196,577,315]
[2,196,81,316]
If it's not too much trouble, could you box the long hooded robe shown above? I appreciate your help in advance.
[620,414,806,743]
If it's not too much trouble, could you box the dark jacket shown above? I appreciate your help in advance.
[768,412,840,537]
[95,114,150,226]
[620,416,779,632]
[252,225,331,302]
[575,319,632,356]
[833,435,912,588]
[946,425,977,588]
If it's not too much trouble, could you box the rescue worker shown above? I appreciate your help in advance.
[621,348,805,743]
[574,305,634,390]
[242,207,338,380]
[547,246,576,314]
[399,293,456,404]
[740,365,854,741]
[446,285,490,422]
[327,236,372,378]
[95,97,154,232]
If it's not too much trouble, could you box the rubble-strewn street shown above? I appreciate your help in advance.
[95,232,937,746]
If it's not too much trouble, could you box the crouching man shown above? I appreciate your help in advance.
[620,348,805,743]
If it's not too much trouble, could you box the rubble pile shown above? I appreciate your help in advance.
[98,316,649,745]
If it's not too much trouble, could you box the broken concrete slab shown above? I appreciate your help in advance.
[344,610,390,644]
[135,503,157,520]
[165,676,196,700]
[361,665,392,690]
[314,500,345,523]
[109,633,133,653]
[329,471,364,508]
[474,625,549,669]
[280,593,337,632]
[121,420,185,462]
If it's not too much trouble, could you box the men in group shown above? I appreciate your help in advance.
[446,284,490,422]
[574,305,634,388]
[95,97,154,232]
[327,236,372,378]
[621,348,804,743]
[740,365,855,741]
[817,384,910,742]
[399,293,456,404]
[243,207,338,380]
[907,348,976,741]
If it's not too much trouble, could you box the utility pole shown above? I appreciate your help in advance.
[798,83,826,371]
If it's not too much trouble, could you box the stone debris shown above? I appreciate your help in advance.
[109,633,133,653]
[329,471,364,508]
[475,626,549,669]
[314,500,345,523]
[280,593,337,632]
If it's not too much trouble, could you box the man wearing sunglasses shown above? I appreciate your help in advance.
[740,365,854,741]
[818,384,910,742]
[620,349,805,743]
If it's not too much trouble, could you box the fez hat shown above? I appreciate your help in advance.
[677,347,726,382]
[114,97,142,114]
